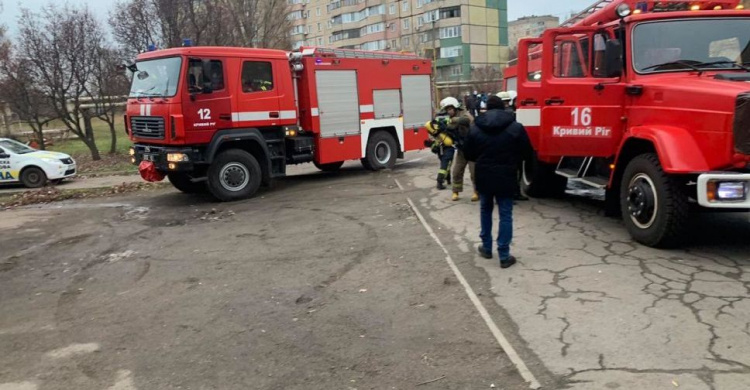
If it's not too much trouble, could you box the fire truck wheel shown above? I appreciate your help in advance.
[520,157,566,197]
[364,132,398,170]
[207,149,262,202]
[314,161,345,172]
[168,173,207,194]
[619,153,688,248]
[20,166,47,188]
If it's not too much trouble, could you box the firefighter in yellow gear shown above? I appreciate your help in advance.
[438,97,478,202]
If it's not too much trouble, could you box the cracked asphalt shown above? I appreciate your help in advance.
[2,151,749,389]
[399,153,750,389]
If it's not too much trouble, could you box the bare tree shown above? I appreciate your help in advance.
[0,55,57,148]
[89,47,130,154]
[18,5,106,160]
[110,0,292,55]
[471,66,502,94]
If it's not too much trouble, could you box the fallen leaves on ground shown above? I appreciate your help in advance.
[0,182,168,210]
[73,153,137,176]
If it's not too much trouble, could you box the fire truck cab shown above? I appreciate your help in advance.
[126,47,432,201]
[508,0,750,247]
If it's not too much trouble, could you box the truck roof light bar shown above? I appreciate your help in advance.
[561,0,742,27]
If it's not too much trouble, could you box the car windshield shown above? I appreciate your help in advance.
[0,139,35,154]
[633,18,750,73]
[129,57,182,97]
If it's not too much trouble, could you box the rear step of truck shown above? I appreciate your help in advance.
[556,156,610,189]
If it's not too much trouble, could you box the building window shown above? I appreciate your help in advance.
[439,26,460,39]
[288,10,304,20]
[318,37,324,46]
[440,45,462,58]
[439,6,460,19]
[391,39,397,48]
[450,65,462,76]
[318,23,322,32]
[316,7,321,16]
[291,25,305,35]
[403,18,410,30]
[417,16,424,27]
[389,4,396,14]
[402,36,410,47]
[361,22,385,36]
[359,40,387,51]
[423,10,439,23]
[416,0,423,8]
[402,1,408,12]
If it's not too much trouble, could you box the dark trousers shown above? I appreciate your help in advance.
[479,194,514,260]
[438,147,455,179]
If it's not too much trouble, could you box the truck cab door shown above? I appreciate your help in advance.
[539,31,626,158]
[184,58,233,138]
[516,38,544,154]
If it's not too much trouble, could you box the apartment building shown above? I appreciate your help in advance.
[507,15,559,51]
[287,0,510,81]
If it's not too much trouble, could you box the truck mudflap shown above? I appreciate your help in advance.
[697,173,750,208]
[139,161,166,182]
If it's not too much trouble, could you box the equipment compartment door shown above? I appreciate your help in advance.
[401,75,432,129]
[315,70,360,138]
[373,89,401,119]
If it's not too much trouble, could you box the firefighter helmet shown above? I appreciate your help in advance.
[497,91,511,101]
[439,97,461,111]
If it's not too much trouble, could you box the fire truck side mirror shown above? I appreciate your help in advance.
[604,39,624,78]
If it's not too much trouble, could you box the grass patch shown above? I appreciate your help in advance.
[47,117,132,157]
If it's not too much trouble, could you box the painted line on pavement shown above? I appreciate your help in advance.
[394,178,541,390]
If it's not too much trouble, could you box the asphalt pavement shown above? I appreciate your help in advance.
[2,151,750,390]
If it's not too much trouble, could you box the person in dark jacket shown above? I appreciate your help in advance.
[463,96,533,268]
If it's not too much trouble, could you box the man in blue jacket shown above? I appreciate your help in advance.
[463,96,533,268]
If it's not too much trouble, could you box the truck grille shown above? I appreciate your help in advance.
[131,116,166,139]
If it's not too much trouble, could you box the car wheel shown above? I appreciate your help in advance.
[314,161,345,172]
[207,149,262,202]
[168,173,207,194]
[21,167,47,188]
[364,131,398,171]
[520,154,566,198]
[620,153,688,248]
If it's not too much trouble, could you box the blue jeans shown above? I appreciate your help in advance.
[479,194,514,260]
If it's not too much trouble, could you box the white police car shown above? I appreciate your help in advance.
[0,138,77,188]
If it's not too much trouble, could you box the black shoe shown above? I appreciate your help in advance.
[500,256,517,269]
[514,194,529,201]
[477,246,492,259]
[437,182,447,190]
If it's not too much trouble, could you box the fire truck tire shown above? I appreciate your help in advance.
[168,173,207,194]
[520,157,566,198]
[20,166,47,188]
[207,149,262,202]
[619,153,688,248]
[314,161,345,172]
[364,132,398,170]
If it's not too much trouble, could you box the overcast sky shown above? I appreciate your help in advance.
[2,0,597,36]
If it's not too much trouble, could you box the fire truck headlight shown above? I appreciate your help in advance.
[716,182,747,201]
[690,4,701,11]
[616,4,631,18]
[738,5,745,10]
[129,147,136,156]
[167,153,189,162]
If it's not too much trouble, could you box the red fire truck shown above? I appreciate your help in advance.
[126,47,433,201]
[505,0,750,247]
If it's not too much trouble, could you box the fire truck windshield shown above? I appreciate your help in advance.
[129,57,182,98]
[633,18,750,74]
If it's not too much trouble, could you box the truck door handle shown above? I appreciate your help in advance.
[269,112,280,118]
[219,114,232,121]
[520,98,537,106]
[545,98,565,105]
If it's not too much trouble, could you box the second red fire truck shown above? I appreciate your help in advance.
[126,47,432,201]
[506,0,750,247]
